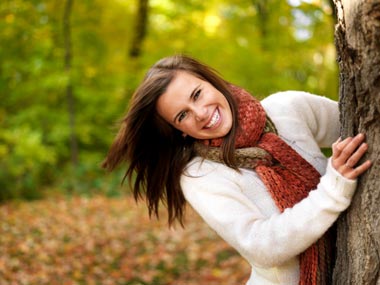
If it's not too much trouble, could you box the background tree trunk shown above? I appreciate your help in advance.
[63,0,78,166]
[129,0,149,58]
[333,0,380,284]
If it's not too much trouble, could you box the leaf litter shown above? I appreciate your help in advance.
[0,196,250,285]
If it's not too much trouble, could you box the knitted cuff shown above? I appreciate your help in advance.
[321,158,357,201]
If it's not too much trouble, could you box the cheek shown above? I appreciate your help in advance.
[180,120,202,137]
[181,121,194,133]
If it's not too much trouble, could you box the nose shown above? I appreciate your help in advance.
[194,105,208,122]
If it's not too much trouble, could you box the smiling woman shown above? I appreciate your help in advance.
[102,55,371,285]
[156,71,233,139]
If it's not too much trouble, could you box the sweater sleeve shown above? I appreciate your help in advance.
[181,158,356,268]
[261,91,340,148]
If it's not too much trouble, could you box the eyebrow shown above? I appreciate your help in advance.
[173,84,201,123]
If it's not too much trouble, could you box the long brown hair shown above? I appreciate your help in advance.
[102,55,239,226]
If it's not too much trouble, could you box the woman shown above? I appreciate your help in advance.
[103,55,371,285]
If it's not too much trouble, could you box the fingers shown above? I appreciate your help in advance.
[332,134,364,165]
[335,134,364,163]
[345,142,368,168]
[331,133,372,180]
[332,136,350,159]
[345,159,371,180]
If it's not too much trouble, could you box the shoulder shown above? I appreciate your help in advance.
[261,90,338,134]
[261,90,336,114]
[180,157,253,198]
[181,157,241,188]
[259,91,339,168]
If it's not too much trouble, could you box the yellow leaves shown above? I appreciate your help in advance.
[203,14,221,35]
[84,66,97,79]
[5,14,15,23]
[0,196,250,284]
[72,269,82,280]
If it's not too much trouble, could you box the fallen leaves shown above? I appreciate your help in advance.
[0,196,250,285]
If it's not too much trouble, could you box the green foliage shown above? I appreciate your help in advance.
[0,0,338,200]
[0,126,55,200]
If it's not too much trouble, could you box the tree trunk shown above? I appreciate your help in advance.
[333,0,380,284]
[129,0,149,58]
[252,0,269,37]
[63,0,78,166]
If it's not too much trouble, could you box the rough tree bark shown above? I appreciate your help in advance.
[63,0,78,166]
[333,0,380,284]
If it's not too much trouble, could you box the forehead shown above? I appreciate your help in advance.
[168,71,201,91]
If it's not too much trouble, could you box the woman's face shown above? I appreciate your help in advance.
[156,71,233,140]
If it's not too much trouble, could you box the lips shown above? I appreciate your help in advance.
[205,108,220,129]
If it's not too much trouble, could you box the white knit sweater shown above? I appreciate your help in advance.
[180,91,357,285]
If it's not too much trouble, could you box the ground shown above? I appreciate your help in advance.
[0,196,250,285]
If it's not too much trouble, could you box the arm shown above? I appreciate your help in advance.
[261,91,340,148]
[182,92,370,267]
[262,91,371,179]
[181,159,356,268]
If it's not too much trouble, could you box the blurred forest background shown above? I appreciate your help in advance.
[1,0,342,284]
[0,0,338,201]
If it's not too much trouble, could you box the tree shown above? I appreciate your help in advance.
[129,0,149,58]
[63,0,78,166]
[333,0,380,284]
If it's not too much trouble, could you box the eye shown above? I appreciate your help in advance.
[194,89,201,100]
[178,111,188,122]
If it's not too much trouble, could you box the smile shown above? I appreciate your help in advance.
[205,109,220,128]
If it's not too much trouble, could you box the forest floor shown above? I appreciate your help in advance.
[0,195,250,285]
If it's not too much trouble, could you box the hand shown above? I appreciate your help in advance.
[331,133,372,180]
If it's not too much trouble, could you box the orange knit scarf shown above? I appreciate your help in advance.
[199,86,333,285]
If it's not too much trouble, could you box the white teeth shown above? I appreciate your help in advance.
[205,109,220,128]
